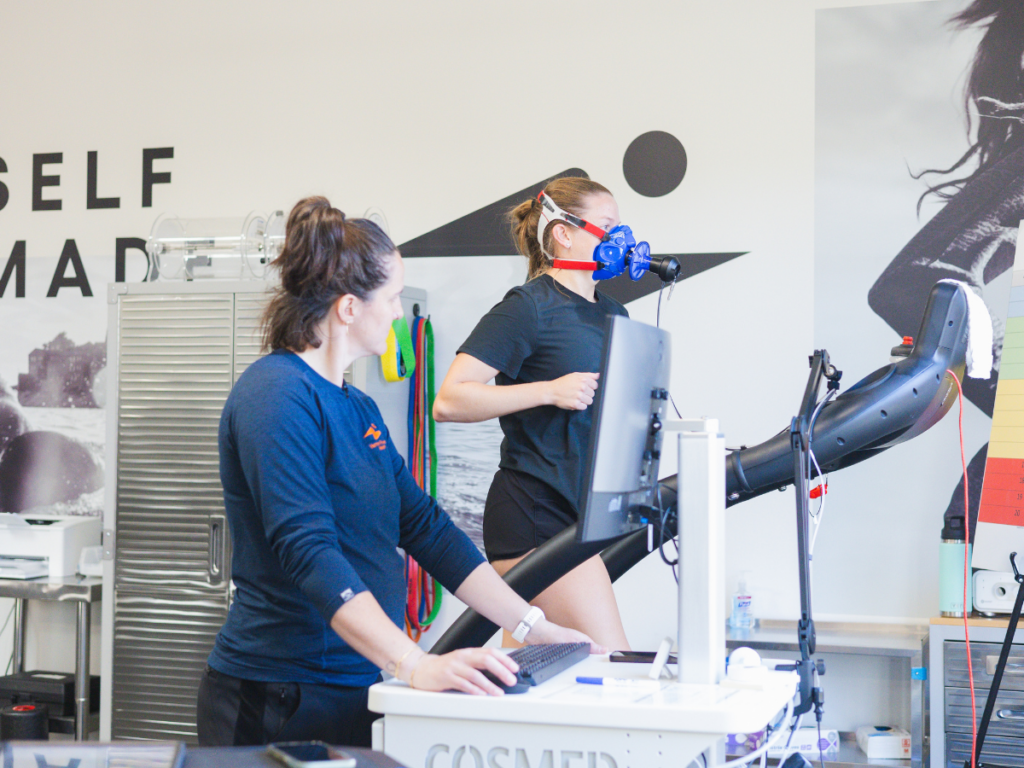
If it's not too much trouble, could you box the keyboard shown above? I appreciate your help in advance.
[483,642,590,694]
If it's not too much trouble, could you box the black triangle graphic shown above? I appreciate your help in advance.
[398,168,589,257]
[598,252,747,305]
[397,168,747,304]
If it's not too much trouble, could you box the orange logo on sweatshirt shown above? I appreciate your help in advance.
[364,424,386,450]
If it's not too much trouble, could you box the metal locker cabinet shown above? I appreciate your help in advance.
[100,281,270,742]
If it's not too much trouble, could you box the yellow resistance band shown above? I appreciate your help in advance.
[381,318,416,383]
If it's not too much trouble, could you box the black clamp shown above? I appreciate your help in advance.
[825,363,842,392]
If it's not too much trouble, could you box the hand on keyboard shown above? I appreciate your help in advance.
[409,647,520,695]
[481,643,591,695]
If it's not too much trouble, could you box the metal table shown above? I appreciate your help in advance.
[0,575,102,740]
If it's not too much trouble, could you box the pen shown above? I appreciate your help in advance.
[576,677,662,688]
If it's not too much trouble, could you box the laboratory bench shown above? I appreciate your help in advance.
[370,654,799,768]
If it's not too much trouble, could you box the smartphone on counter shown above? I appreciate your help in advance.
[609,650,678,664]
[266,741,357,768]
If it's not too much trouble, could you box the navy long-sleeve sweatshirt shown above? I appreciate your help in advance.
[208,350,484,686]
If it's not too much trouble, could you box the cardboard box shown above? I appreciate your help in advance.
[856,726,912,759]
[767,727,840,757]
[726,729,765,755]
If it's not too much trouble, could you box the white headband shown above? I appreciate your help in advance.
[535,192,607,257]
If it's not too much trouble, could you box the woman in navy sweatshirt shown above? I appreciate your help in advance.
[197,196,599,748]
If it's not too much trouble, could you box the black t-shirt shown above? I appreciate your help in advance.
[457,274,629,512]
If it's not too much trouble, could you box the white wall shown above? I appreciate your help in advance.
[0,0,951,734]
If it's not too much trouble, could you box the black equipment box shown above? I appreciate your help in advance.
[0,670,100,716]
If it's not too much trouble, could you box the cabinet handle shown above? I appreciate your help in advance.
[984,656,1024,676]
[209,515,226,584]
[996,708,1024,720]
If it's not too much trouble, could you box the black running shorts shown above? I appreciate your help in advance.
[482,467,578,562]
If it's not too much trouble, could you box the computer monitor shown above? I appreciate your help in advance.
[577,315,672,543]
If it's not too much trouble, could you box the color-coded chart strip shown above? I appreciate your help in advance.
[978,457,1024,526]
[973,225,1024,572]
[977,276,1024,529]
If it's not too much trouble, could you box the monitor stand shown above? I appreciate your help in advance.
[666,418,727,685]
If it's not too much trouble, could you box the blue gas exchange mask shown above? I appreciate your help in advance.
[592,224,654,281]
[536,192,678,283]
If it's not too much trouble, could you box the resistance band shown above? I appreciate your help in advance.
[381,318,416,383]
[404,312,441,640]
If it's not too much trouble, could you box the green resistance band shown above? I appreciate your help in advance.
[425,318,437,498]
[419,317,442,629]
[424,575,443,626]
[393,317,416,380]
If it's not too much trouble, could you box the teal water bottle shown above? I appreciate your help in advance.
[939,515,972,617]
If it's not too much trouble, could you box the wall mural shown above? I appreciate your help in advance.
[816,0,1024,549]
[0,148,160,517]
[866,1,1024,536]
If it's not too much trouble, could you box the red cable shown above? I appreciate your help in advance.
[948,368,977,768]
[406,557,422,640]
[404,318,440,640]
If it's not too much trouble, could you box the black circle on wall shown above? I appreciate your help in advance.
[622,131,687,197]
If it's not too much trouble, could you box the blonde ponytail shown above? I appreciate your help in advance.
[507,177,612,280]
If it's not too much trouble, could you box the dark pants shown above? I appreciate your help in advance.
[196,665,381,747]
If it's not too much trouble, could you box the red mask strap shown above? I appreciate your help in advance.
[552,259,598,271]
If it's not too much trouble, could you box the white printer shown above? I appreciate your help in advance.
[0,513,102,580]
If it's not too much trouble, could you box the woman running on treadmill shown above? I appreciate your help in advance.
[434,177,632,650]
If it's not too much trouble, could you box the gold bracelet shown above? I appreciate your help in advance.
[395,647,416,683]
[409,656,426,689]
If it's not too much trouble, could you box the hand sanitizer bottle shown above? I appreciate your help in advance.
[729,572,754,629]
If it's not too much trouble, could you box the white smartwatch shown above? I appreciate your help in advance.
[511,606,545,643]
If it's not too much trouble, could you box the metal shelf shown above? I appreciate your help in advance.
[727,620,926,658]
